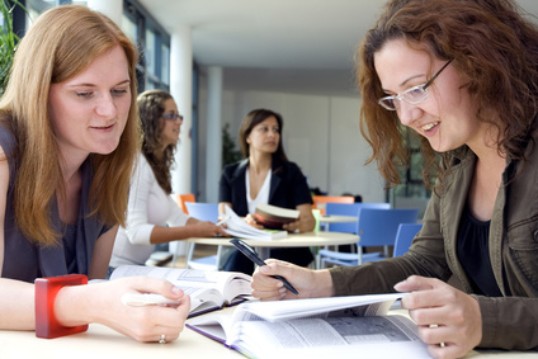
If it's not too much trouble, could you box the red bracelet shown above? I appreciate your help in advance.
[35,274,89,339]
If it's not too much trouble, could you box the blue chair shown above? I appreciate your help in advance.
[319,208,419,267]
[325,202,391,234]
[393,223,422,257]
[184,202,221,270]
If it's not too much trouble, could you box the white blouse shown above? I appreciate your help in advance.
[246,168,272,214]
[110,154,189,267]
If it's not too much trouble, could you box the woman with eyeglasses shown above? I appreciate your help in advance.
[250,0,538,357]
[218,108,316,274]
[110,90,226,269]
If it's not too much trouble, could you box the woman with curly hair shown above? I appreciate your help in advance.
[250,0,538,357]
[110,89,226,268]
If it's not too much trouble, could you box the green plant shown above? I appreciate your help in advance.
[222,122,242,167]
[0,0,23,95]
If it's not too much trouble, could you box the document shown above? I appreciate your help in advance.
[187,293,430,358]
[109,265,252,317]
[221,206,287,240]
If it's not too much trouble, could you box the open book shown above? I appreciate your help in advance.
[187,293,430,358]
[253,203,299,229]
[221,206,287,240]
[109,265,252,317]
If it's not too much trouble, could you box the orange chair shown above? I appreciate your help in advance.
[176,193,195,214]
[312,195,354,215]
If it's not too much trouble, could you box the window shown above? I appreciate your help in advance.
[123,0,170,92]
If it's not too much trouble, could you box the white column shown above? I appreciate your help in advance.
[205,66,223,203]
[87,0,122,24]
[169,26,193,257]
[170,26,193,195]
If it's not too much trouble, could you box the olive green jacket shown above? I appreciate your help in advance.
[330,142,538,351]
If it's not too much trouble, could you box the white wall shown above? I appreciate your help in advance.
[197,84,386,203]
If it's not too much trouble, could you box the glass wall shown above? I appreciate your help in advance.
[15,0,171,92]
[123,0,170,92]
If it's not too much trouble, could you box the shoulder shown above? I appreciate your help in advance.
[222,159,247,178]
[0,123,16,158]
[274,160,304,176]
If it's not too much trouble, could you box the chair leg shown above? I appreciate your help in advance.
[215,245,222,270]
[186,243,196,268]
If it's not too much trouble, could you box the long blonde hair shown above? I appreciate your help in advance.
[0,5,140,245]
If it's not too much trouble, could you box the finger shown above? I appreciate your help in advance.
[403,286,460,312]
[394,275,440,292]
[125,277,185,301]
[408,306,451,327]
[251,287,287,301]
[427,342,461,359]
[145,296,190,329]
[417,323,451,346]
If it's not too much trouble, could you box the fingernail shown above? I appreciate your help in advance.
[171,286,182,295]
[260,265,270,273]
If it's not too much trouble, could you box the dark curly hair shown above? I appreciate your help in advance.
[357,0,538,189]
[137,89,176,194]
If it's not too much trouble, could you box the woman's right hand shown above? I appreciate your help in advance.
[251,259,334,300]
[189,220,228,237]
[57,276,191,343]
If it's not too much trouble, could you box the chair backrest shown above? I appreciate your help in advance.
[185,202,218,223]
[176,193,196,214]
[358,208,419,247]
[393,223,423,257]
[326,202,391,234]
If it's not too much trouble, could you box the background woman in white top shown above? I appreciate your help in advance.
[110,90,226,268]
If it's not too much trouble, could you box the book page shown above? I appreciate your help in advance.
[229,315,430,358]
[238,293,403,321]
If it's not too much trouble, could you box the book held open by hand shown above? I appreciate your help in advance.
[109,265,252,317]
[187,293,430,358]
[220,205,288,240]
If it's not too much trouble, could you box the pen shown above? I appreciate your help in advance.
[229,238,299,295]
[121,293,181,307]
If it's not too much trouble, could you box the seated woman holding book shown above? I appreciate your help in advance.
[219,109,315,274]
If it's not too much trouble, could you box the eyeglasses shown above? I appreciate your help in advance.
[378,60,453,111]
[161,112,183,121]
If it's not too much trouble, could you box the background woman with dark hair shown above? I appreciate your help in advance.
[110,89,226,268]
[219,108,315,274]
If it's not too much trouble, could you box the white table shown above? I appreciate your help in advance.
[319,215,358,224]
[187,231,359,263]
[1,308,533,359]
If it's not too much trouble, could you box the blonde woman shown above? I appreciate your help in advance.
[0,6,189,343]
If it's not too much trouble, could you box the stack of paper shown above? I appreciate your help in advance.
[221,206,287,240]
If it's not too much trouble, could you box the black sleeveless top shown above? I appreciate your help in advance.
[0,125,110,282]
[456,204,502,296]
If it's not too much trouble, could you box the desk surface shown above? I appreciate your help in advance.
[1,311,534,359]
[319,215,358,223]
[187,231,358,248]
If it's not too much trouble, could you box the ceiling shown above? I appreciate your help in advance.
[138,0,538,96]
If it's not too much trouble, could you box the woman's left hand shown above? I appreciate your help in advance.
[394,275,482,359]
